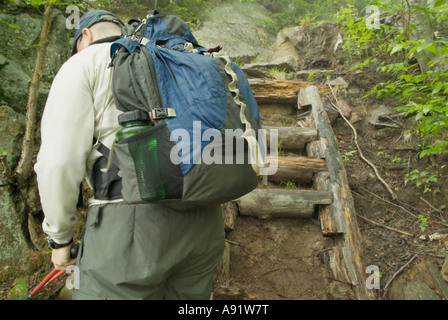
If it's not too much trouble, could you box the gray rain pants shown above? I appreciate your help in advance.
[72,202,225,300]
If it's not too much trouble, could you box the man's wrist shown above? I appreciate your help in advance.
[46,236,73,249]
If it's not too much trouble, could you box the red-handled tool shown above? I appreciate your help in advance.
[29,268,65,297]
[25,244,79,299]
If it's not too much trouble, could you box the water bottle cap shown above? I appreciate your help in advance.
[118,110,150,125]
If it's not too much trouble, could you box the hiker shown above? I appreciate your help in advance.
[34,10,225,300]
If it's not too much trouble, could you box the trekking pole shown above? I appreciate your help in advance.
[24,244,79,300]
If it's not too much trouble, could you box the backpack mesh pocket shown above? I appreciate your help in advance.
[115,124,182,203]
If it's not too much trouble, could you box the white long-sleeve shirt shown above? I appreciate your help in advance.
[34,42,123,244]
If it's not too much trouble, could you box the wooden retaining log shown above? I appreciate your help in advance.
[306,140,326,159]
[313,171,340,236]
[306,140,339,234]
[298,85,373,300]
[222,201,239,232]
[236,189,333,219]
[322,247,353,284]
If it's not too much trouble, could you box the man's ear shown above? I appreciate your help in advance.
[81,27,94,45]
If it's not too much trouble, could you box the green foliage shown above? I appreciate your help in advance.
[418,214,429,232]
[268,67,287,79]
[278,139,284,157]
[377,151,410,167]
[7,276,28,300]
[338,0,448,159]
[0,19,21,31]
[280,180,298,189]
[158,0,210,27]
[307,72,315,82]
[335,3,388,60]
[342,146,357,162]
[8,0,60,5]
[404,168,439,194]
[369,35,448,157]
[256,0,335,32]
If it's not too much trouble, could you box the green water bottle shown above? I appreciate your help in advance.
[116,110,152,141]
[116,110,166,201]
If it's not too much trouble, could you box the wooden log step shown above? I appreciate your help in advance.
[248,78,330,104]
[236,189,333,219]
[268,156,327,184]
[262,126,317,151]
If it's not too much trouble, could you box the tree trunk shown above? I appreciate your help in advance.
[14,2,55,184]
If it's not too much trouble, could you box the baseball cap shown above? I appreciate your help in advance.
[71,10,124,56]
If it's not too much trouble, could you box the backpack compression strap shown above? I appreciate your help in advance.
[212,52,268,177]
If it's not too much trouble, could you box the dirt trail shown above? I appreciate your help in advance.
[213,84,356,300]
[212,71,448,300]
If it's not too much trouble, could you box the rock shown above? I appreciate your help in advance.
[242,25,307,75]
[213,281,249,300]
[388,278,406,300]
[246,21,344,77]
[0,60,31,113]
[0,10,70,268]
[300,21,344,69]
[295,69,333,82]
[242,56,299,77]
[326,281,356,300]
[349,111,362,124]
[369,105,392,125]
[426,258,448,299]
[337,99,352,119]
[0,105,25,169]
[328,77,349,89]
[442,256,448,283]
[56,285,74,300]
[0,10,70,114]
[404,281,441,300]
[389,278,441,300]
[0,184,33,267]
[193,2,276,61]
[256,26,303,67]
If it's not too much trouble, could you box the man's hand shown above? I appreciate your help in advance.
[51,246,77,271]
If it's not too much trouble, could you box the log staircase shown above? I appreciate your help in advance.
[215,79,373,300]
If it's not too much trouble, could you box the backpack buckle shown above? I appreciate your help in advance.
[150,108,177,120]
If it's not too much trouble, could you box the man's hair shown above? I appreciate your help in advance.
[89,16,122,39]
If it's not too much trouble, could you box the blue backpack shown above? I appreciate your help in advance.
[107,10,266,208]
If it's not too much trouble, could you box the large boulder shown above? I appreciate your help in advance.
[0,106,25,169]
[0,10,71,115]
[243,21,345,78]
[192,1,277,62]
